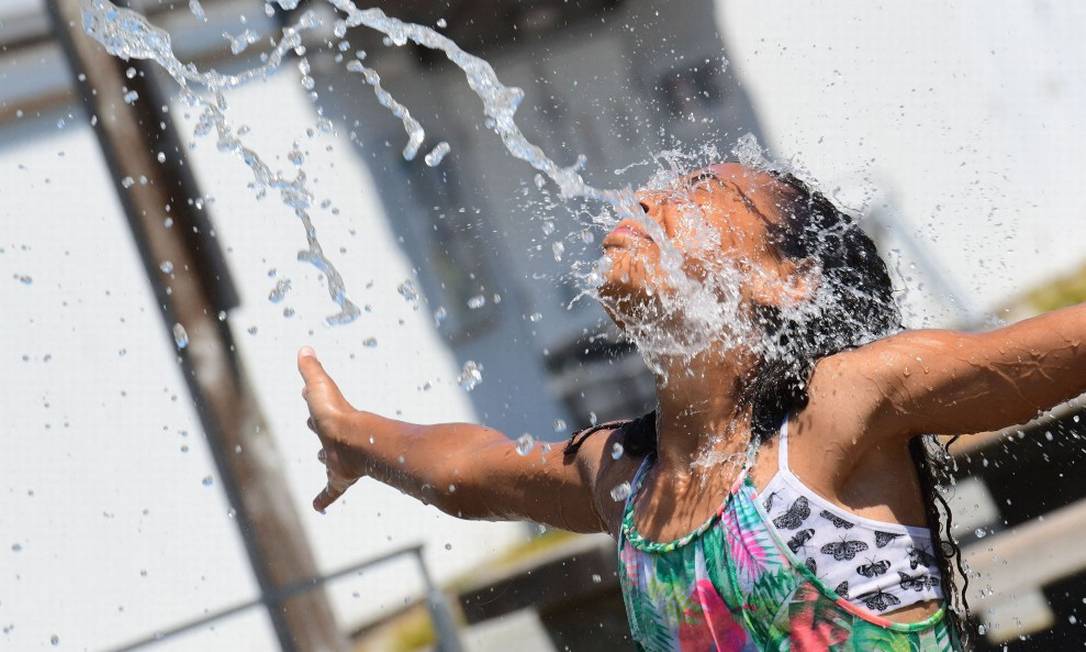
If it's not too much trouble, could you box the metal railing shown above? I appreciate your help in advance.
[106,544,463,652]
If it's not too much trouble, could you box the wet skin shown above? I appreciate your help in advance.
[299,162,1086,623]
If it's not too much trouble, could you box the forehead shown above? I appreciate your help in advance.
[702,162,783,197]
[691,163,789,228]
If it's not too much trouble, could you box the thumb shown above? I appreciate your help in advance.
[297,346,328,385]
[297,346,344,403]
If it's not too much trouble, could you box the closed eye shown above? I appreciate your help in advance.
[686,171,720,190]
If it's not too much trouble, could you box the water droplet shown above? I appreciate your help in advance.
[156,152,166,163]
[172,323,189,349]
[591,573,602,584]
[457,360,483,391]
[247,326,258,336]
[552,419,566,432]
[467,295,485,309]
[123,90,139,104]
[121,176,135,189]
[731,132,766,168]
[552,241,565,262]
[433,306,447,327]
[397,280,420,308]
[11,543,22,552]
[188,0,207,21]
[15,274,32,285]
[610,482,632,502]
[159,260,173,274]
[125,67,137,79]
[363,337,378,348]
[974,528,986,539]
[201,475,213,487]
[515,433,535,456]
[268,278,292,303]
[50,635,60,646]
[436,18,447,28]
[424,141,450,167]
[529,312,542,322]
[541,221,555,236]
[611,442,624,460]
[444,542,451,550]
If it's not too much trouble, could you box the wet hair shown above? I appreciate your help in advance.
[753,171,969,643]
[573,170,969,643]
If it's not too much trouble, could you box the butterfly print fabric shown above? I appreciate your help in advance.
[773,496,810,529]
[760,471,944,614]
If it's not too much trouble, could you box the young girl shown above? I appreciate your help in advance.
[298,163,1086,650]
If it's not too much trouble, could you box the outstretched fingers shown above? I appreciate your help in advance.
[313,468,357,513]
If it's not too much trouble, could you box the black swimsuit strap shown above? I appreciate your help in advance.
[563,411,657,457]
[562,418,634,456]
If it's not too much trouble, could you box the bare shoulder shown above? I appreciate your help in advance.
[564,423,646,536]
[798,330,956,451]
[808,330,956,413]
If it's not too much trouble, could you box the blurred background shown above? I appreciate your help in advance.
[2,0,1086,650]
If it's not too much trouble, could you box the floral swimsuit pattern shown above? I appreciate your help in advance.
[616,446,960,651]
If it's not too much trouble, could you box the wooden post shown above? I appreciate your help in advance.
[45,2,346,650]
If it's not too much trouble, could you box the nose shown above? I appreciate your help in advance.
[635,189,662,213]
[634,190,672,236]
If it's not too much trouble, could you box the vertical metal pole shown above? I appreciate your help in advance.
[45,2,346,650]
[415,549,465,652]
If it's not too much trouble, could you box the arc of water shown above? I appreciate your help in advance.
[80,0,660,325]
[82,0,360,325]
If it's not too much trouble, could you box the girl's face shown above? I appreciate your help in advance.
[600,163,805,328]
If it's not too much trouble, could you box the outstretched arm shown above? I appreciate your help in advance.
[859,302,1086,436]
[297,347,623,533]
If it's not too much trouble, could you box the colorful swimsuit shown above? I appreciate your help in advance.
[615,421,960,651]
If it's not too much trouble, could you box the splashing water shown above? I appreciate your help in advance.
[514,433,535,456]
[78,0,876,384]
[609,481,632,502]
[82,0,360,324]
[172,323,189,350]
[344,56,424,160]
[267,278,291,303]
[424,142,450,167]
[456,360,483,392]
[79,0,647,326]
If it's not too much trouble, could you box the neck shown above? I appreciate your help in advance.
[652,345,759,478]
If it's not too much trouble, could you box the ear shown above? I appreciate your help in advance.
[748,258,819,307]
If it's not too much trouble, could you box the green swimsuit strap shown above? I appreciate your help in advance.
[620,453,725,553]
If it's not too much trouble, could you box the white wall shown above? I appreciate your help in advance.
[717,1,1086,324]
